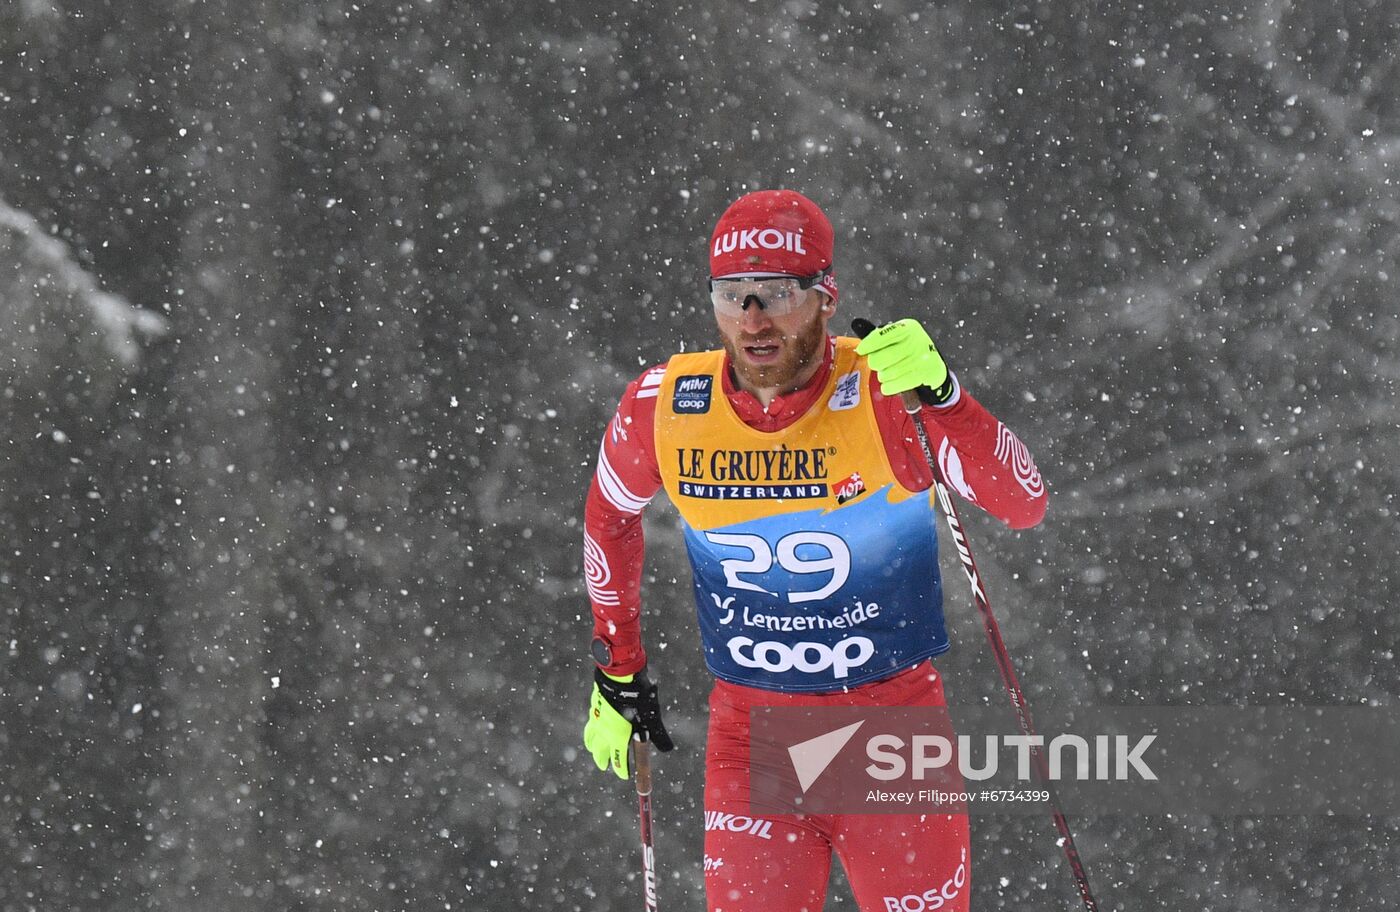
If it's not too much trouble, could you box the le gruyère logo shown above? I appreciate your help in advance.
[676,445,832,500]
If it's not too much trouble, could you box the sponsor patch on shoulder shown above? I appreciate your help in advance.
[828,371,861,411]
[673,375,713,413]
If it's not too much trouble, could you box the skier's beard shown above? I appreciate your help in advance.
[721,307,828,395]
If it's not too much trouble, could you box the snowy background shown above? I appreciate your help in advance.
[2,1,1397,909]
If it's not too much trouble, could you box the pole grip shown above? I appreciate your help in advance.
[633,738,652,797]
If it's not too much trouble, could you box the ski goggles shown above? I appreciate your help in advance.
[708,271,830,319]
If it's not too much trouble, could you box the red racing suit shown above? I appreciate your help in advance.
[585,335,1047,911]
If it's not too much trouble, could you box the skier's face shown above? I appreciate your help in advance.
[715,288,833,393]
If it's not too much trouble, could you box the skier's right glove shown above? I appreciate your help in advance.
[583,666,675,780]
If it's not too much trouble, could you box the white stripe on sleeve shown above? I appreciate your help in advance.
[595,444,652,515]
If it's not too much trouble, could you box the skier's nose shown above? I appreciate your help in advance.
[739,297,773,332]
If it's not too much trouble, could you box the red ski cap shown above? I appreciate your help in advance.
[709,189,838,301]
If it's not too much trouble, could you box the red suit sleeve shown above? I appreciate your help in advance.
[583,365,666,676]
[874,376,1048,529]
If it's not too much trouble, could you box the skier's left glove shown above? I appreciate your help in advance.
[584,666,675,780]
[854,318,957,405]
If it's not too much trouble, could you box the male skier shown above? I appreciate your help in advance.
[582,189,1047,911]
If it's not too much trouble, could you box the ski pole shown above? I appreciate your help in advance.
[633,738,659,912]
[852,318,1104,912]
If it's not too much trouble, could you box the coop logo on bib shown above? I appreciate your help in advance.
[728,634,875,680]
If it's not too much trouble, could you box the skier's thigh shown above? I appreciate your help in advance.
[835,812,970,912]
[704,812,831,912]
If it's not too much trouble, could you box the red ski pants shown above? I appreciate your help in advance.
[703,662,971,912]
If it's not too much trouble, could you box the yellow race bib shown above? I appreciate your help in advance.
[654,337,949,692]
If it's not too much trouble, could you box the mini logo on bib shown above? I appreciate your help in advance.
[673,375,713,414]
[828,371,861,411]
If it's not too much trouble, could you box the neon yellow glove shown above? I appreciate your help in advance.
[583,667,674,780]
[853,318,954,402]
